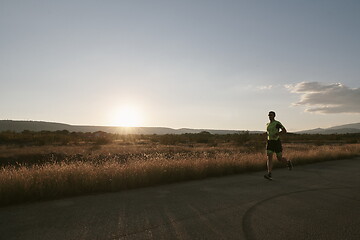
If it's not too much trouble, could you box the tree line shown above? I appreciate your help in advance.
[0,130,359,147]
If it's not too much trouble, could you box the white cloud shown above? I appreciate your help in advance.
[287,82,360,114]
[257,85,273,90]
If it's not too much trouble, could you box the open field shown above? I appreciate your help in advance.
[1,132,360,207]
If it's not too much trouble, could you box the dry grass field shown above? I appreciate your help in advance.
[1,133,360,207]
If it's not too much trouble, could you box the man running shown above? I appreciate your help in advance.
[264,111,293,180]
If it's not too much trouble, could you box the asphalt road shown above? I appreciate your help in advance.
[1,158,360,240]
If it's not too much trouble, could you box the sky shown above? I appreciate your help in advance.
[1,0,360,132]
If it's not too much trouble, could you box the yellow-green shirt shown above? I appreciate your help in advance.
[266,120,284,140]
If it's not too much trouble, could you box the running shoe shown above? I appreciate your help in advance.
[287,160,293,170]
[264,173,273,180]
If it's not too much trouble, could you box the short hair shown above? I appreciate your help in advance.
[268,111,276,116]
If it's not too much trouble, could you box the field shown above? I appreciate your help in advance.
[0,131,359,207]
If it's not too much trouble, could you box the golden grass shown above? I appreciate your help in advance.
[1,143,359,207]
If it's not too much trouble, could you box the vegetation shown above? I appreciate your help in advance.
[0,131,359,207]
[0,130,359,147]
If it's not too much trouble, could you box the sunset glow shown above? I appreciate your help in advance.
[111,106,142,127]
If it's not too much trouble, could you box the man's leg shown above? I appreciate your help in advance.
[267,152,273,173]
[276,152,287,163]
[276,152,293,170]
[264,151,274,180]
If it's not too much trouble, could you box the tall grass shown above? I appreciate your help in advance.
[1,144,359,207]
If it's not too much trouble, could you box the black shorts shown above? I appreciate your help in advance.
[266,139,283,153]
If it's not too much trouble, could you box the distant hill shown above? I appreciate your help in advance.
[2,120,358,135]
[0,120,254,135]
[327,123,360,130]
[296,122,360,134]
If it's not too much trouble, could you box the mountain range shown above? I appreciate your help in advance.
[296,122,360,134]
[0,120,251,135]
[0,120,359,135]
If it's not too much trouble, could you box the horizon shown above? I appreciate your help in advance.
[1,118,359,132]
[1,1,360,132]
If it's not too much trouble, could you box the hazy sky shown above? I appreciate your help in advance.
[1,0,360,131]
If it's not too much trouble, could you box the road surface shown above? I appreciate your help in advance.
[1,158,360,240]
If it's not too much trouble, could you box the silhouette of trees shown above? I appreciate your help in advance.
[0,130,358,147]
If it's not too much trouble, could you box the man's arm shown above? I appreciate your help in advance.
[280,126,287,135]
[275,122,286,137]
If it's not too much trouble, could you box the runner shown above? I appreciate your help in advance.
[264,111,293,180]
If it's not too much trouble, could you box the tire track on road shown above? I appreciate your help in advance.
[241,187,357,240]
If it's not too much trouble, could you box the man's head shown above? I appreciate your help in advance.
[268,111,276,121]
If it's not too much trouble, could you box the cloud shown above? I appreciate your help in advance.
[287,82,360,114]
[257,85,273,90]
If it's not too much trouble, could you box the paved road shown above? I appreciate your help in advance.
[1,158,360,240]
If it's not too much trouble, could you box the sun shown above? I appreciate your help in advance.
[112,105,142,127]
